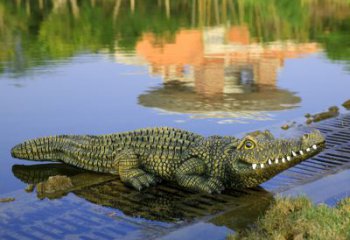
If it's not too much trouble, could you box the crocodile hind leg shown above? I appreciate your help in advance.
[175,158,224,194]
[117,149,157,191]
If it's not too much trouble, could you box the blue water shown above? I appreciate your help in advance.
[1,52,350,189]
[2,52,350,191]
[1,1,350,239]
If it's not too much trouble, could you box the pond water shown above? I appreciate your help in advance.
[1,1,350,239]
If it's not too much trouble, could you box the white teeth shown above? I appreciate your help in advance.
[287,156,291,161]
[306,148,311,152]
[299,150,304,155]
[292,151,297,157]
[260,163,264,168]
[268,159,272,165]
[282,158,286,163]
[312,145,317,149]
[275,158,279,164]
[252,164,257,170]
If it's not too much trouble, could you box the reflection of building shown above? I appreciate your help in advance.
[133,26,319,95]
[138,82,301,119]
[137,31,204,79]
[115,26,319,119]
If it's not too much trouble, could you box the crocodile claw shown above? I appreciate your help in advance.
[128,173,157,191]
[201,178,224,194]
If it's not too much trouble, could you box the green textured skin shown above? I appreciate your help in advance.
[11,127,325,193]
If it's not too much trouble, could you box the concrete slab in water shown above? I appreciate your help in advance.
[281,168,350,205]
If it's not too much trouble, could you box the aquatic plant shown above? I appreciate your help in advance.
[228,196,350,240]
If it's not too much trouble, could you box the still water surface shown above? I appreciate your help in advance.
[1,0,350,238]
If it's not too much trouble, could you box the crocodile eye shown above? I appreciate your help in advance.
[244,140,255,149]
[303,134,309,140]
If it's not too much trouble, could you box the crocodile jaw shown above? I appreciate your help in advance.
[247,142,321,171]
[226,130,325,189]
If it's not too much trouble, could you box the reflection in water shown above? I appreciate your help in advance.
[132,28,319,87]
[1,0,350,75]
[12,163,273,229]
[139,81,301,120]
[12,163,85,184]
[128,27,314,119]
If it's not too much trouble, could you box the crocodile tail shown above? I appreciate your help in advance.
[12,135,118,174]
[11,135,73,161]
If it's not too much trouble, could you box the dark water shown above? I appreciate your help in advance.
[1,1,350,239]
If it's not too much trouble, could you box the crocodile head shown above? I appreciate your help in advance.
[226,129,325,188]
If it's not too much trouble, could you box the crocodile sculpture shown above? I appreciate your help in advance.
[11,127,325,193]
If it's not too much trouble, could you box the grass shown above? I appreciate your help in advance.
[228,196,350,240]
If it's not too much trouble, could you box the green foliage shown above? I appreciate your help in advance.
[229,196,350,240]
[0,0,350,74]
[321,24,350,62]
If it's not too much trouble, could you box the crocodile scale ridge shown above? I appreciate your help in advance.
[11,127,325,193]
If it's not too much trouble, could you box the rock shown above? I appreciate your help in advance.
[328,106,339,113]
[305,106,339,124]
[0,197,15,203]
[281,124,290,130]
[36,175,73,194]
[342,99,350,110]
[25,184,35,193]
[312,110,339,122]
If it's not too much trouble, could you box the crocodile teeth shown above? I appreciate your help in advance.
[275,158,279,164]
[292,151,297,157]
[312,145,317,149]
[252,164,257,170]
[260,163,264,168]
[268,159,272,165]
[287,156,291,161]
[306,148,311,152]
[299,150,304,155]
[282,158,286,163]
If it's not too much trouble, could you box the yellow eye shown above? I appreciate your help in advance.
[244,140,255,149]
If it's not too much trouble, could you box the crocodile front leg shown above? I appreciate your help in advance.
[117,149,157,191]
[175,158,224,194]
